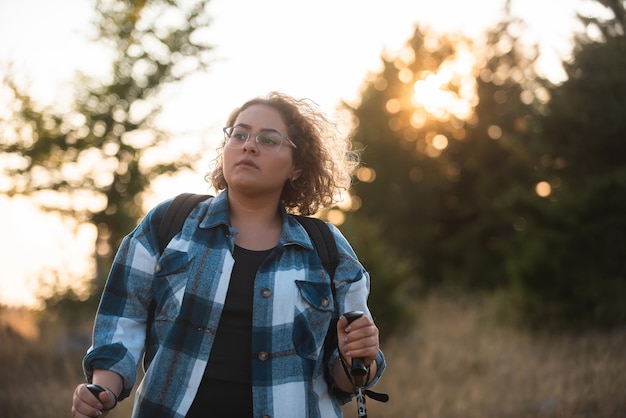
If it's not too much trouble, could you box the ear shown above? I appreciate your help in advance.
[290,168,302,181]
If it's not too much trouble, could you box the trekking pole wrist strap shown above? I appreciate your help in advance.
[338,355,389,402]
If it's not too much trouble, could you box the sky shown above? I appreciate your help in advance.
[0,0,585,307]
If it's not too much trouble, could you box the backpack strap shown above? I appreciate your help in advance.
[157,193,212,254]
[294,215,339,282]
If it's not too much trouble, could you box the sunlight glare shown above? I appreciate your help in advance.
[326,209,346,226]
[432,134,449,150]
[0,196,97,308]
[386,98,402,114]
[487,125,503,140]
[349,195,362,211]
[410,109,428,128]
[356,167,376,183]
[411,43,478,122]
[535,181,552,197]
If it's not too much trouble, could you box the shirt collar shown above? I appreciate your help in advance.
[198,190,315,251]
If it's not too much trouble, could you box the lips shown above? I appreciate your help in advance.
[236,158,258,169]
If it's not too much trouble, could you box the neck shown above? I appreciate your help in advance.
[227,190,281,224]
[227,190,283,250]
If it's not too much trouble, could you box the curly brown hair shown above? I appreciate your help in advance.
[206,92,359,216]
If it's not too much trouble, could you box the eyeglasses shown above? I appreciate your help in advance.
[223,126,297,153]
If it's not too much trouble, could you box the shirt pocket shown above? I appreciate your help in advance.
[293,280,335,360]
[153,251,195,323]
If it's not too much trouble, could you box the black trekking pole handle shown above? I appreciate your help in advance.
[344,311,368,379]
[344,310,368,418]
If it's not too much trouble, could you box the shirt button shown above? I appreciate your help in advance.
[261,288,271,298]
[258,351,269,361]
[262,415,271,418]
[321,296,330,307]
[154,263,162,273]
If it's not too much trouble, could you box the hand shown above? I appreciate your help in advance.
[71,383,115,417]
[336,313,380,367]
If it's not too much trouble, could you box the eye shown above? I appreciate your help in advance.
[258,134,281,146]
[231,128,249,141]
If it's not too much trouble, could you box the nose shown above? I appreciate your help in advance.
[242,134,259,153]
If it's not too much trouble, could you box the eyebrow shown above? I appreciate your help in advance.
[233,123,282,134]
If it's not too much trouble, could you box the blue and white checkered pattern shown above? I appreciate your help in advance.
[84,191,385,418]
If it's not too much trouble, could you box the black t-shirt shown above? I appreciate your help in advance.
[186,245,272,417]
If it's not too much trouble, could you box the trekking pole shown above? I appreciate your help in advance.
[344,311,368,418]
[354,383,368,418]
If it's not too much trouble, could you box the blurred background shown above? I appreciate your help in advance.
[1,0,624,417]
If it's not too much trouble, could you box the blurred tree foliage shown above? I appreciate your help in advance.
[0,0,213,306]
[503,0,626,330]
[340,17,542,334]
[346,18,540,290]
[345,1,625,331]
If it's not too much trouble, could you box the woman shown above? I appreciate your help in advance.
[72,92,386,417]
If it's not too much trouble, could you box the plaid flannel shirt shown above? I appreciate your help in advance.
[84,191,385,418]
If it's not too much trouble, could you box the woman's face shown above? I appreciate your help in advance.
[223,104,301,197]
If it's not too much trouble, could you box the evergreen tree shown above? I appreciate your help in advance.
[346,19,540,294]
[505,1,626,330]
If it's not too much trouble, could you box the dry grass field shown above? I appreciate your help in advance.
[348,295,626,418]
[2,294,625,418]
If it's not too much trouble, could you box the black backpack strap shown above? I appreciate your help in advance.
[157,193,212,254]
[294,215,339,283]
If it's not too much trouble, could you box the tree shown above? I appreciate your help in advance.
[578,0,625,38]
[0,0,213,301]
[345,16,541,294]
[345,1,626,331]
[503,0,626,330]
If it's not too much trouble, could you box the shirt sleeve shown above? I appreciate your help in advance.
[323,223,387,403]
[83,201,168,399]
